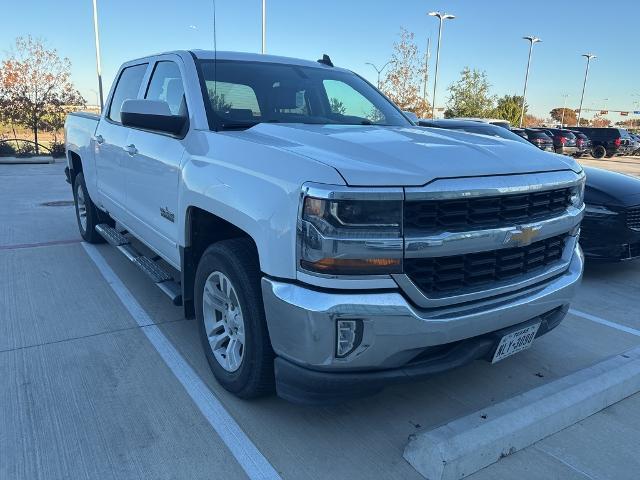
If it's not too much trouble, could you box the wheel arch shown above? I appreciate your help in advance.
[181,206,259,318]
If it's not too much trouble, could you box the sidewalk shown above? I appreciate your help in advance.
[0,155,55,165]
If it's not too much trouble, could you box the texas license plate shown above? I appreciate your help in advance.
[492,323,540,363]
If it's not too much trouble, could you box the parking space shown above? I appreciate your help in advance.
[2,159,640,479]
[579,155,640,178]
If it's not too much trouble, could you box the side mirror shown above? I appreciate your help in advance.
[403,111,419,123]
[121,99,186,135]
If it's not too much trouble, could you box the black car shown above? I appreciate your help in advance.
[570,127,632,159]
[540,128,579,156]
[417,119,535,145]
[416,119,640,262]
[523,128,555,152]
[569,131,592,158]
[581,167,640,261]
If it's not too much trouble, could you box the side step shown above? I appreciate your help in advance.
[95,224,182,306]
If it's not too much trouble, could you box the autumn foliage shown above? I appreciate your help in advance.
[0,36,84,153]
[379,29,430,119]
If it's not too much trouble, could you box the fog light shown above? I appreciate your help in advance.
[336,319,363,358]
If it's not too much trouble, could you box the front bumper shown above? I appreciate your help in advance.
[262,245,584,403]
[581,215,640,261]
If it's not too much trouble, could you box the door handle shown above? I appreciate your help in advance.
[95,134,104,144]
[124,144,138,156]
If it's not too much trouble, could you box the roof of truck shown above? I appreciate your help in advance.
[191,50,345,70]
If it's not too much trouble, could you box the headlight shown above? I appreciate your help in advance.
[298,185,403,276]
[584,204,618,217]
[570,177,586,208]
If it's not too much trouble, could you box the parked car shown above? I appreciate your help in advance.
[523,128,555,152]
[581,167,640,261]
[570,127,632,159]
[540,128,579,156]
[65,50,585,403]
[569,131,592,158]
[418,119,531,145]
[629,133,640,155]
[415,119,638,261]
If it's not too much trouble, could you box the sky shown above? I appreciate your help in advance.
[1,0,638,122]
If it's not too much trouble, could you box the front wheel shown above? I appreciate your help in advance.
[195,238,275,398]
[73,172,106,243]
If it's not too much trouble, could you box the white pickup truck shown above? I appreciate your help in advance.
[65,50,585,404]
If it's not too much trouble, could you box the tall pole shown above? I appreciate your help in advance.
[560,94,568,126]
[423,37,431,101]
[261,0,266,54]
[365,61,391,90]
[92,0,104,112]
[519,36,541,128]
[577,54,596,127]
[429,12,455,119]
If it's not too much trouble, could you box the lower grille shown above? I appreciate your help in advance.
[405,234,566,296]
[627,207,640,231]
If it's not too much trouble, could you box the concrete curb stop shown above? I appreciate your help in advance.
[403,346,640,480]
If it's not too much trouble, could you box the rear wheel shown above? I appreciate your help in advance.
[195,238,275,398]
[73,172,107,243]
[592,145,606,159]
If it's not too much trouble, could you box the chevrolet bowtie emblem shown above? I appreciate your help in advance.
[504,225,542,247]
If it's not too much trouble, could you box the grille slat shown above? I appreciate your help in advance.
[627,206,640,231]
[405,188,573,232]
[405,235,567,296]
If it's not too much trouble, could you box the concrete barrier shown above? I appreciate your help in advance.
[403,346,640,480]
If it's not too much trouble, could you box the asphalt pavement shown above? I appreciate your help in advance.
[1,158,639,480]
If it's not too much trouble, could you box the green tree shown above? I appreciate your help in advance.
[491,95,525,126]
[0,36,84,154]
[329,97,346,115]
[444,67,495,118]
[549,107,577,126]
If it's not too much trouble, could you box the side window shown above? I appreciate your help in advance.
[108,63,148,123]
[145,61,186,115]
[323,79,384,123]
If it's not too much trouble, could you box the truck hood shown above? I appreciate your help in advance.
[232,123,581,186]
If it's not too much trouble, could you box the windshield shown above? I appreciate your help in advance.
[198,60,410,130]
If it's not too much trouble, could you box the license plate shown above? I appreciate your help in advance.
[492,323,540,363]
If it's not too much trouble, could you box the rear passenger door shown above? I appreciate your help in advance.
[123,57,187,267]
[94,63,148,221]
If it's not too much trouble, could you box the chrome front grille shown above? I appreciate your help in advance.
[404,187,573,232]
[404,234,566,296]
[627,207,640,231]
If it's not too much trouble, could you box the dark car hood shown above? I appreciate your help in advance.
[584,166,640,207]
[232,124,581,186]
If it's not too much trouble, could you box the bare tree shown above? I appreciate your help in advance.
[379,28,430,118]
[0,36,84,154]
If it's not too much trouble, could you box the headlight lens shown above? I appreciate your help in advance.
[570,177,586,207]
[298,194,403,275]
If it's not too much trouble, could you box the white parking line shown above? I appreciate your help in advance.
[81,243,282,480]
[569,308,640,337]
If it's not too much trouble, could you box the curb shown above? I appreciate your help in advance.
[403,346,640,480]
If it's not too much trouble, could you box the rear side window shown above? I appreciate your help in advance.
[205,81,261,119]
[145,61,186,115]
[108,63,148,123]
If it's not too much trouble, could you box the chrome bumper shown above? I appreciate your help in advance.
[261,245,583,371]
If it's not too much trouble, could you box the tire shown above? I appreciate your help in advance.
[195,238,275,398]
[592,145,606,159]
[73,172,107,243]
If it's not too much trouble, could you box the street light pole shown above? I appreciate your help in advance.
[365,61,392,89]
[519,35,541,128]
[261,0,266,54]
[91,0,104,112]
[576,53,596,126]
[428,11,455,119]
[560,93,569,126]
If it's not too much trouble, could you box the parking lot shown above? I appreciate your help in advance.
[1,157,640,480]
